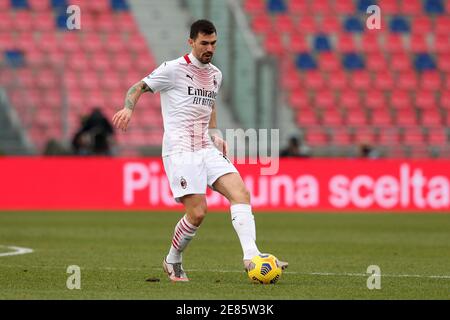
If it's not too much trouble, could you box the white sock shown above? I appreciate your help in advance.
[166,215,198,264]
[230,204,261,260]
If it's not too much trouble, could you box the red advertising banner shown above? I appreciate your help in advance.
[0,157,449,212]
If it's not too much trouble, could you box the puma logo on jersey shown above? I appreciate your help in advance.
[186,74,194,81]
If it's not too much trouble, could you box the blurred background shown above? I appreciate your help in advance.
[0,0,449,158]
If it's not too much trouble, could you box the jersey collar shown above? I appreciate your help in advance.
[188,52,209,69]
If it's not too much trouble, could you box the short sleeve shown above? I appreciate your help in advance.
[142,61,174,93]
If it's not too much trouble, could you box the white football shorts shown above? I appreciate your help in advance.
[162,147,238,202]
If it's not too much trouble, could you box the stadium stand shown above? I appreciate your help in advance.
[244,0,450,157]
[0,0,161,155]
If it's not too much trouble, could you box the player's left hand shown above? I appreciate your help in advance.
[211,134,228,156]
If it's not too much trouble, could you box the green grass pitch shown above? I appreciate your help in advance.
[0,211,449,299]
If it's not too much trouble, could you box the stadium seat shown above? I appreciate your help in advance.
[434,35,450,53]
[334,1,355,14]
[273,14,296,34]
[296,53,317,70]
[384,34,406,53]
[297,16,317,34]
[370,109,393,126]
[366,52,388,71]
[267,0,286,13]
[435,17,450,36]
[378,128,401,145]
[327,70,349,90]
[420,71,442,91]
[361,32,381,54]
[314,89,335,109]
[335,34,357,53]
[251,13,272,34]
[401,0,422,15]
[390,89,412,110]
[289,34,309,53]
[381,0,400,14]
[350,70,372,90]
[288,0,308,16]
[364,90,386,110]
[111,0,129,11]
[302,71,325,89]
[339,89,361,110]
[318,52,340,71]
[396,71,419,90]
[289,90,310,109]
[424,0,445,14]
[329,127,352,145]
[243,0,265,15]
[390,16,410,33]
[414,53,436,71]
[263,33,284,56]
[427,128,448,144]
[402,128,426,146]
[313,34,332,52]
[420,110,443,126]
[395,109,418,126]
[411,17,433,35]
[415,90,437,110]
[11,0,29,9]
[345,109,367,126]
[342,53,365,70]
[343,16,364,33]
[390,52,411,72]
[304,129,328,145]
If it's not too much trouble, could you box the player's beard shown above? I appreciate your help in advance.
[201,52,213,64]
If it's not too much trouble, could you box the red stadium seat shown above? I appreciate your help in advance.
[371,109,393,126]
[321,109,343,126]
[97,14,116,32]
[373,71,395,91]
[318,15,340,33]
[350,71,372,90]
[289,34,309,53]
[427,128,448,145]
[420,110,443,126]
[289,90,310,109]
[34,12,56,32]
[251,13,272,34]
[395,109,418,126]
[327,70,349,90]
[0,14,13,35]
[361,32,381,54]
[384,34,405,53]
[329,127,352,145]
[440,91,450,109]
[402,128,425,146]
[60,32,82,53]
[305,129,328,145]
[15,32,36,52]
[263,33,284,56]
[434,35,450,54]
[364,90,386,110]
[353,127,376,144]
[390,52,411,72]
[289,0,309,16]
[14,11,33,32]
[382,0,400,14]
[420,71,442,91]
[104,34,126,53]
[38,33,59,53]
[415,90,437,110]
[318,52,340,71]
[297,16,317,34]
[401,0,422,15]
[273,14,296,34]
[435,17,450,36]
[335,34,357,53]
[333,0,355,14]
[411,17,433,35]
[345,109,368,126]
[296,109,318,126]
[116,12,139,33]
[310,0,331,14]
[365,52,388,71]
[408,35,429,53]
[390,89,412,111]
[303,71,325,90]
[313,89,335,109]
[281,68,301,90]
[396,71,419,90]
[339,89,361,110]
[29,0,50,11]
[244,0,266,15]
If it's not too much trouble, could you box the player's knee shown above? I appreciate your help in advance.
[188,202,208,225]
[232,185,251,204]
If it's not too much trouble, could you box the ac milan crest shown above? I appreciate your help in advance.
[180,177,187,189]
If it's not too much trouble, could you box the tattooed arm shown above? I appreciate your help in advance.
[112,81,152,131]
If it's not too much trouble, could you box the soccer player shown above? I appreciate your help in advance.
[112,20,288,282]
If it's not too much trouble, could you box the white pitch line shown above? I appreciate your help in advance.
[0,263,449,280]
[0,245,33,258]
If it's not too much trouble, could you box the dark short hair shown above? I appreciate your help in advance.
[190,19,217,40]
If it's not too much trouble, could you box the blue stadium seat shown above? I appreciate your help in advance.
[314,34,332,52]
[415,53,436,71]
[342,53,365,70]
[11,0,28,9]
[267,0,286,13]
[4,50,25,68]
[424,0,445,14]
[344,17,364,32]
[51,0,67,10]
[111,0,129,11]
[296,53,317,70]
[55,14,67,29]
[390,16,410,33]
[357,0,377,13]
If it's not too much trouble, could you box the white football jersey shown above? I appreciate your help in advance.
[142,53,222,156]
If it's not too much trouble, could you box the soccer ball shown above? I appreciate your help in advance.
[246,253,282,284]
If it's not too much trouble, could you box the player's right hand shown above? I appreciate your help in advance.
[112,108,133,132]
